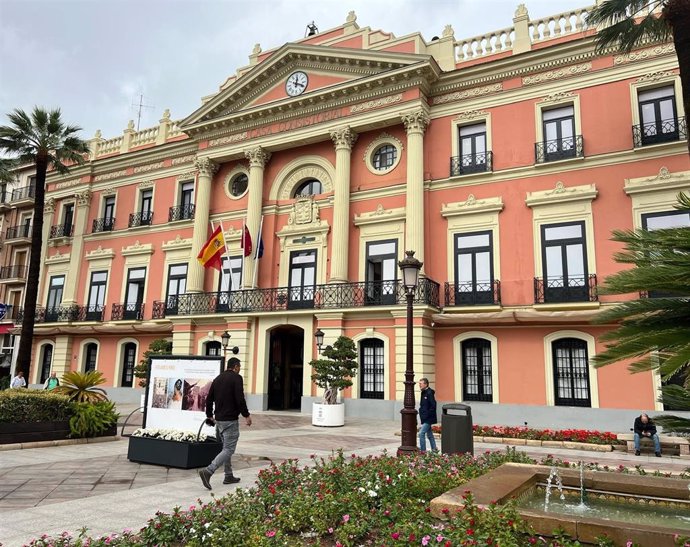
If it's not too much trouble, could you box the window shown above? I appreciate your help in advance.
[170,181,195,221]
[219,256,243,293]
[39,344,53,384]
[62,203,74,237]
[360,339,384,399]
[138,189,153,225]
[365,240,397,305]
[104,196,115,226]
[293,179,322,198]
[84,343,98,372]
[637,86,679,146]
[165,264,188,314]
[372,145,397,171]
[461,338,493,402]
[552,338,591,407]
[205,341,222,356]
[46,275,65,311]
[288,250,316,309]
[539,222,589,303]
[230,173,249,197]
[180,181,194,207]
[456,123,488,175]
[86,271,107,321]
[538,106,578,162]
[121,342,137,387]
[454,231,494,305]
[124,268,146,320]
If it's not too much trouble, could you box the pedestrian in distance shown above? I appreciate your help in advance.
[198,357,252,490]
[43,371,60,390]
[418,377,438,452]
[10,370,26,389]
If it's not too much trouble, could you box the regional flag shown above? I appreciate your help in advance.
[241,224,252,258]
[197,226,225,270]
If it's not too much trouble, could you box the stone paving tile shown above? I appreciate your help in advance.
[263,434,388,451]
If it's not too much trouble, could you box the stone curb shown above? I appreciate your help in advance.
[0,435,123,451]
[473,436,614,452]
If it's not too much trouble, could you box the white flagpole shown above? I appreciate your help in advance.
[218,220,232,291]
[252,215,264,288]
[241,217,248,289]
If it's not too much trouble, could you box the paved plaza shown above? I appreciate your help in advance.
[0,408,688,546]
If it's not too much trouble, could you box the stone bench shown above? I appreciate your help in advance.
[617,433,689,457]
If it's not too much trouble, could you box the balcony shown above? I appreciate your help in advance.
[5,224,32,242]
[444,281,501,306]
[162,278,440,317]
[49,224,73,239]
[449,151,493,177]
[534,274,598,304]
[129,211,153,228]
[0,191,9,210]
[9,185,35,206]
[168,204,195,222]
[92,217,115,233]
[18,305,82,323]
[535,135,583,163]
[82,305,105,322]
[633,116,687,147]
[0,265,27,283]
[112,302,145,321]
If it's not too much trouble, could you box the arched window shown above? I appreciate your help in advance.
[121,342,137,387]
[39,344,54,384]
[360,339,384,399]
[84,343,98,372]
[293,179,322,198]
[205,341,222,356]
[461,338,493,402]
[552,338,590,407]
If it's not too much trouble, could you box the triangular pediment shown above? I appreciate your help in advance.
[181,44,434,133]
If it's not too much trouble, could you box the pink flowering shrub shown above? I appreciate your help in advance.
[430,424,623,445]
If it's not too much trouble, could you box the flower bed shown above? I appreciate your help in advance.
[430,424,624,446]
[131,428,211,442]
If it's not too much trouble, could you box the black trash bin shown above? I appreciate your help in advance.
[441,403,473,455]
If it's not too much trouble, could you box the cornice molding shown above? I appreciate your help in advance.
[121,240,155,257]
[526,181,598,207]
[161,235,194,251]
[85,246,116,261]
[624,166,690,195]
[441,195,504,218]
[353,204,406,226]
[613,43,675,65]
[46,251,71,265]
[522,62,592,86]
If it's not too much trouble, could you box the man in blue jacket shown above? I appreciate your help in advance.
[418,377,437,452]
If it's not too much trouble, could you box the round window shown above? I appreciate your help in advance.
[293,179,323,198]
[372,144,397,171]
[230,173,248,197]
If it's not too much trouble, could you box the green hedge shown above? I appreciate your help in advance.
[0,389,73,423]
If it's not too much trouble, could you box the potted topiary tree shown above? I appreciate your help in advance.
[309,335,358,427]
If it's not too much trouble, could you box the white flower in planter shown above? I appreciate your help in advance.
[131,427,210,443]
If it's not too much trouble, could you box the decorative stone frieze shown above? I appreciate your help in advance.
[353,204,406,226]
[208,132,249,147]
[433,83,502,105]
[350,94,402,113]
[526,182,598,207]
[522,63,591,85]
[133,161,165,174]
[121,240,154,257]
[85,246,116,261]
[288,197,321,226]
[441,195,504,217]
[94,170,127,182]
[613,43,674,65]
[636,71,675,83]
[171,154,196,165]
[161,235,193,251]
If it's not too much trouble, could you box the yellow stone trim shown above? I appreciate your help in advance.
[270,156,335,201]
[624,167,690,230]
[45,251,71,265]
[112,338,139,387]
[543,330,599,408]
[452,331,500,404]
[351,330,391,401]
[629,72,684,129]
[76,338,100,373]
[534,92,581,151]
[363,133,403,176]
[353,204,406,226]
[525,181,597,207]
[450,111,492,160]
[441,195,503,217]
[121,241,154,258]
[275,220,330,287]
[161,235,194,252]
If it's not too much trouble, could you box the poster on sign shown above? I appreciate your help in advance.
[143,355,223,434]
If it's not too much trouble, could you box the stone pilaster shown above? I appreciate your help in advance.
[401,110,430,271]
[61,190,92,304]
[329,126,357,283]
[243,147,271,288]
[40,198,56,286]
[52,335,73,377]
[187,157,218,293]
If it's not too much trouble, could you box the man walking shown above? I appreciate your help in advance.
[418,377,438,452]
[198,357,252,489]
[10,370,26,388]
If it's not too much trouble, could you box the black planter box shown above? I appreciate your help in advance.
[0,420,71,444]
[127,435,223,469]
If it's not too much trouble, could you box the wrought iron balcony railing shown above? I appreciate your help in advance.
[49,224,73,238]
[449,151,493,177]
[168,204,195,222]
[9,185,35,202]
[444,280,501,306]
[92,217,115,233]
[82,305,105,322]
[535,135,583,163]
[534,274,598,304]
[111,302,145,321]
[129,211,153,228]
[0,265,27,280]
[165,278,441,317]
[5,224,32,240]
[18,305,82,323]
[152,300,166,319]
[633,116,687,147]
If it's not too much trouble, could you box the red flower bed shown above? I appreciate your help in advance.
[431,424,622,445]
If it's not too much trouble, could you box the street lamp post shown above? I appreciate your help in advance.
[221,330,231,362]
[397,250,422,456]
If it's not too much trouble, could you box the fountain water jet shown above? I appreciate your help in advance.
[544,466,565,511]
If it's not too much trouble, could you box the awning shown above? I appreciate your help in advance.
[0,324,14,334]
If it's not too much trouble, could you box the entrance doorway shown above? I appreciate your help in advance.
[268,326,304,410]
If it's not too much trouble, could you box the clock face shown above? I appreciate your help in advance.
[286,71,308,97]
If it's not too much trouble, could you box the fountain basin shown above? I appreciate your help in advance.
[430,463,690,546]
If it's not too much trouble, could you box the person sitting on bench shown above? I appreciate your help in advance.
[633,413,661,457]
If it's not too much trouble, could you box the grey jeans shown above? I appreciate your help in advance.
[206,420,239,477]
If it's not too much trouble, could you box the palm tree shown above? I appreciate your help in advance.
[587,0,690,154]
[0,108,88,382]
[0,158,16,183]
[593,192,690,433]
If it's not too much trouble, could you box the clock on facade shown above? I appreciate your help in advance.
[285,71,308,96]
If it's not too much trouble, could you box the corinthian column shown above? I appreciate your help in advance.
[243,147,271,288]
[187,157,218,293]
[329,126,357,283]
[401,110,430,270]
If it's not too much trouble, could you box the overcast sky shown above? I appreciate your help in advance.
[1,0,582,140]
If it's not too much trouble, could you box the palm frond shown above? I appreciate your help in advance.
[588,0,670,53]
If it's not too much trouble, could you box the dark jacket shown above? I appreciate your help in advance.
[633,416,657,436]
[419,387,437,425]
[205,370,250,422]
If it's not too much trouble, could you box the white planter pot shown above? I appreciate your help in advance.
[312,402,345,427]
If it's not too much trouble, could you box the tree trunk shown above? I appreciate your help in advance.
[664,0,690,156]
[15,155,47,382]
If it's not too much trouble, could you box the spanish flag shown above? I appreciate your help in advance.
[197,226,225,270]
